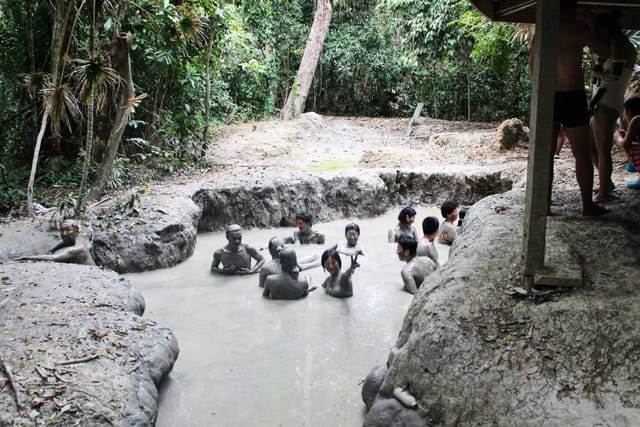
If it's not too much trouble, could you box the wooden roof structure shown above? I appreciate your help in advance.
[470,0,640,29]
[468,0,639,287]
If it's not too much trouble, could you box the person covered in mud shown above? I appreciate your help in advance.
[396,235,436,295]
[438,200,459,245]
[293,212,325,244]
[336,222,364,257]
[15,219,96,266]
[321,248,360,298]
[416,216,440,269]
[211,223,264,275]
[263,247,313,300]
[388,206,419,243]
[258,236,321,287]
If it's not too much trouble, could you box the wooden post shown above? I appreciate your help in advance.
[406,103,424,136]
[521,0,559,288]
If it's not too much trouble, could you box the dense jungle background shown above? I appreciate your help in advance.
[1,0,537,216]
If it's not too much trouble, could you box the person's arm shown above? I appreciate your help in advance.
[387,228,396,243]
[615,116,640,151]
[401,269,417,295]
[299,254,321,271]
[246,246,265,274]
[211,250,232,273]
[16,246,84,264]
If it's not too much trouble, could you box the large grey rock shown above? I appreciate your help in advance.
[92,193,201,273]
[0,262,179,426]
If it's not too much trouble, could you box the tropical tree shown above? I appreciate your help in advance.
[282,0,332,120]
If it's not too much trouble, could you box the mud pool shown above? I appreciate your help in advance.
[125,208,450,426]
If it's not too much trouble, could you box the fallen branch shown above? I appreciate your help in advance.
[0,351,25,411]
[56,354,99,366]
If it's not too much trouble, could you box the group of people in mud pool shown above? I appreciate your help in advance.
[210,202,466,299]
[15,203,466,300]
[531,2,640,215]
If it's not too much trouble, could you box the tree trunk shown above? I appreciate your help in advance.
[76,90,95,216]
[26,0,71,216]
[282,0,332,120]
[26,110,50,216]
[94,33,134,199]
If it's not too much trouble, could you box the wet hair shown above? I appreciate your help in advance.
[345,223,360,236]
[296,212,313,225]
[268,236,285,258]
[279,248,300,273]
[397,235,418,258]
[397,206,417,224]
[226,223,242,235]
[458,207,469,227]
[421,216,440,235]
[440,200,459,218]
[624,96,640,117]
[61,219,80,232]
[321,248,342,271]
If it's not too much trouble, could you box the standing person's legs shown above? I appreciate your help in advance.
[591,104,618,201]
[563,124,607,215]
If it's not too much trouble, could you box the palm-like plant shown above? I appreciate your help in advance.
[70,53,120,215]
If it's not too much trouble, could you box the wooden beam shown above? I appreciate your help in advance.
[521,0,559,288]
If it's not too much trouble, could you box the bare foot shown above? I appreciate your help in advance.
[582,203,608,217]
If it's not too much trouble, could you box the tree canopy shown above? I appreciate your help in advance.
[0,0,532,216]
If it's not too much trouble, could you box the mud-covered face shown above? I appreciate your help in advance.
[60,223,77,245]
[396,244,408,261]
[324,256,340,275]
[345,230,359,247]
[296,218,308,232]
[406,214,416,225]
[227,230,242,248]
[447,208,459,223]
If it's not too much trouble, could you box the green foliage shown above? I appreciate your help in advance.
[0,0,535,214]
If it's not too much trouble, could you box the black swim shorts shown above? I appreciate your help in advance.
[553,90,589,128]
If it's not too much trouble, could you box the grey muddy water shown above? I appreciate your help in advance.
[125,208,449,426]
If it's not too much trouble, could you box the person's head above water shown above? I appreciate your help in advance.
[279,247,300,275]
[296,213,313,230]
[344,223,360,247]
[321,248,342,273]
[440,200,459,220]
[268,236,285,259]
[225,224,243,247]
[60,219,80,245]
[421,216,439,240]
[396,235,418,261]
[398,206,417,225]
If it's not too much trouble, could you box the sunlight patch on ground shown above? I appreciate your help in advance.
[310,159,359,171]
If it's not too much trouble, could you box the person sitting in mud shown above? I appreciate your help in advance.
[293,212,325,244]
[211,224,265,275]
[437,200,460,245]
[417,216,440,269]
[388,206,419,243]
[336,223,365,257]
[259,236,320,287]
[613,96,640,189]
[321,248,360,298]
[15,219,96,266]
[396,235,436,295]
[263,247,313,300]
